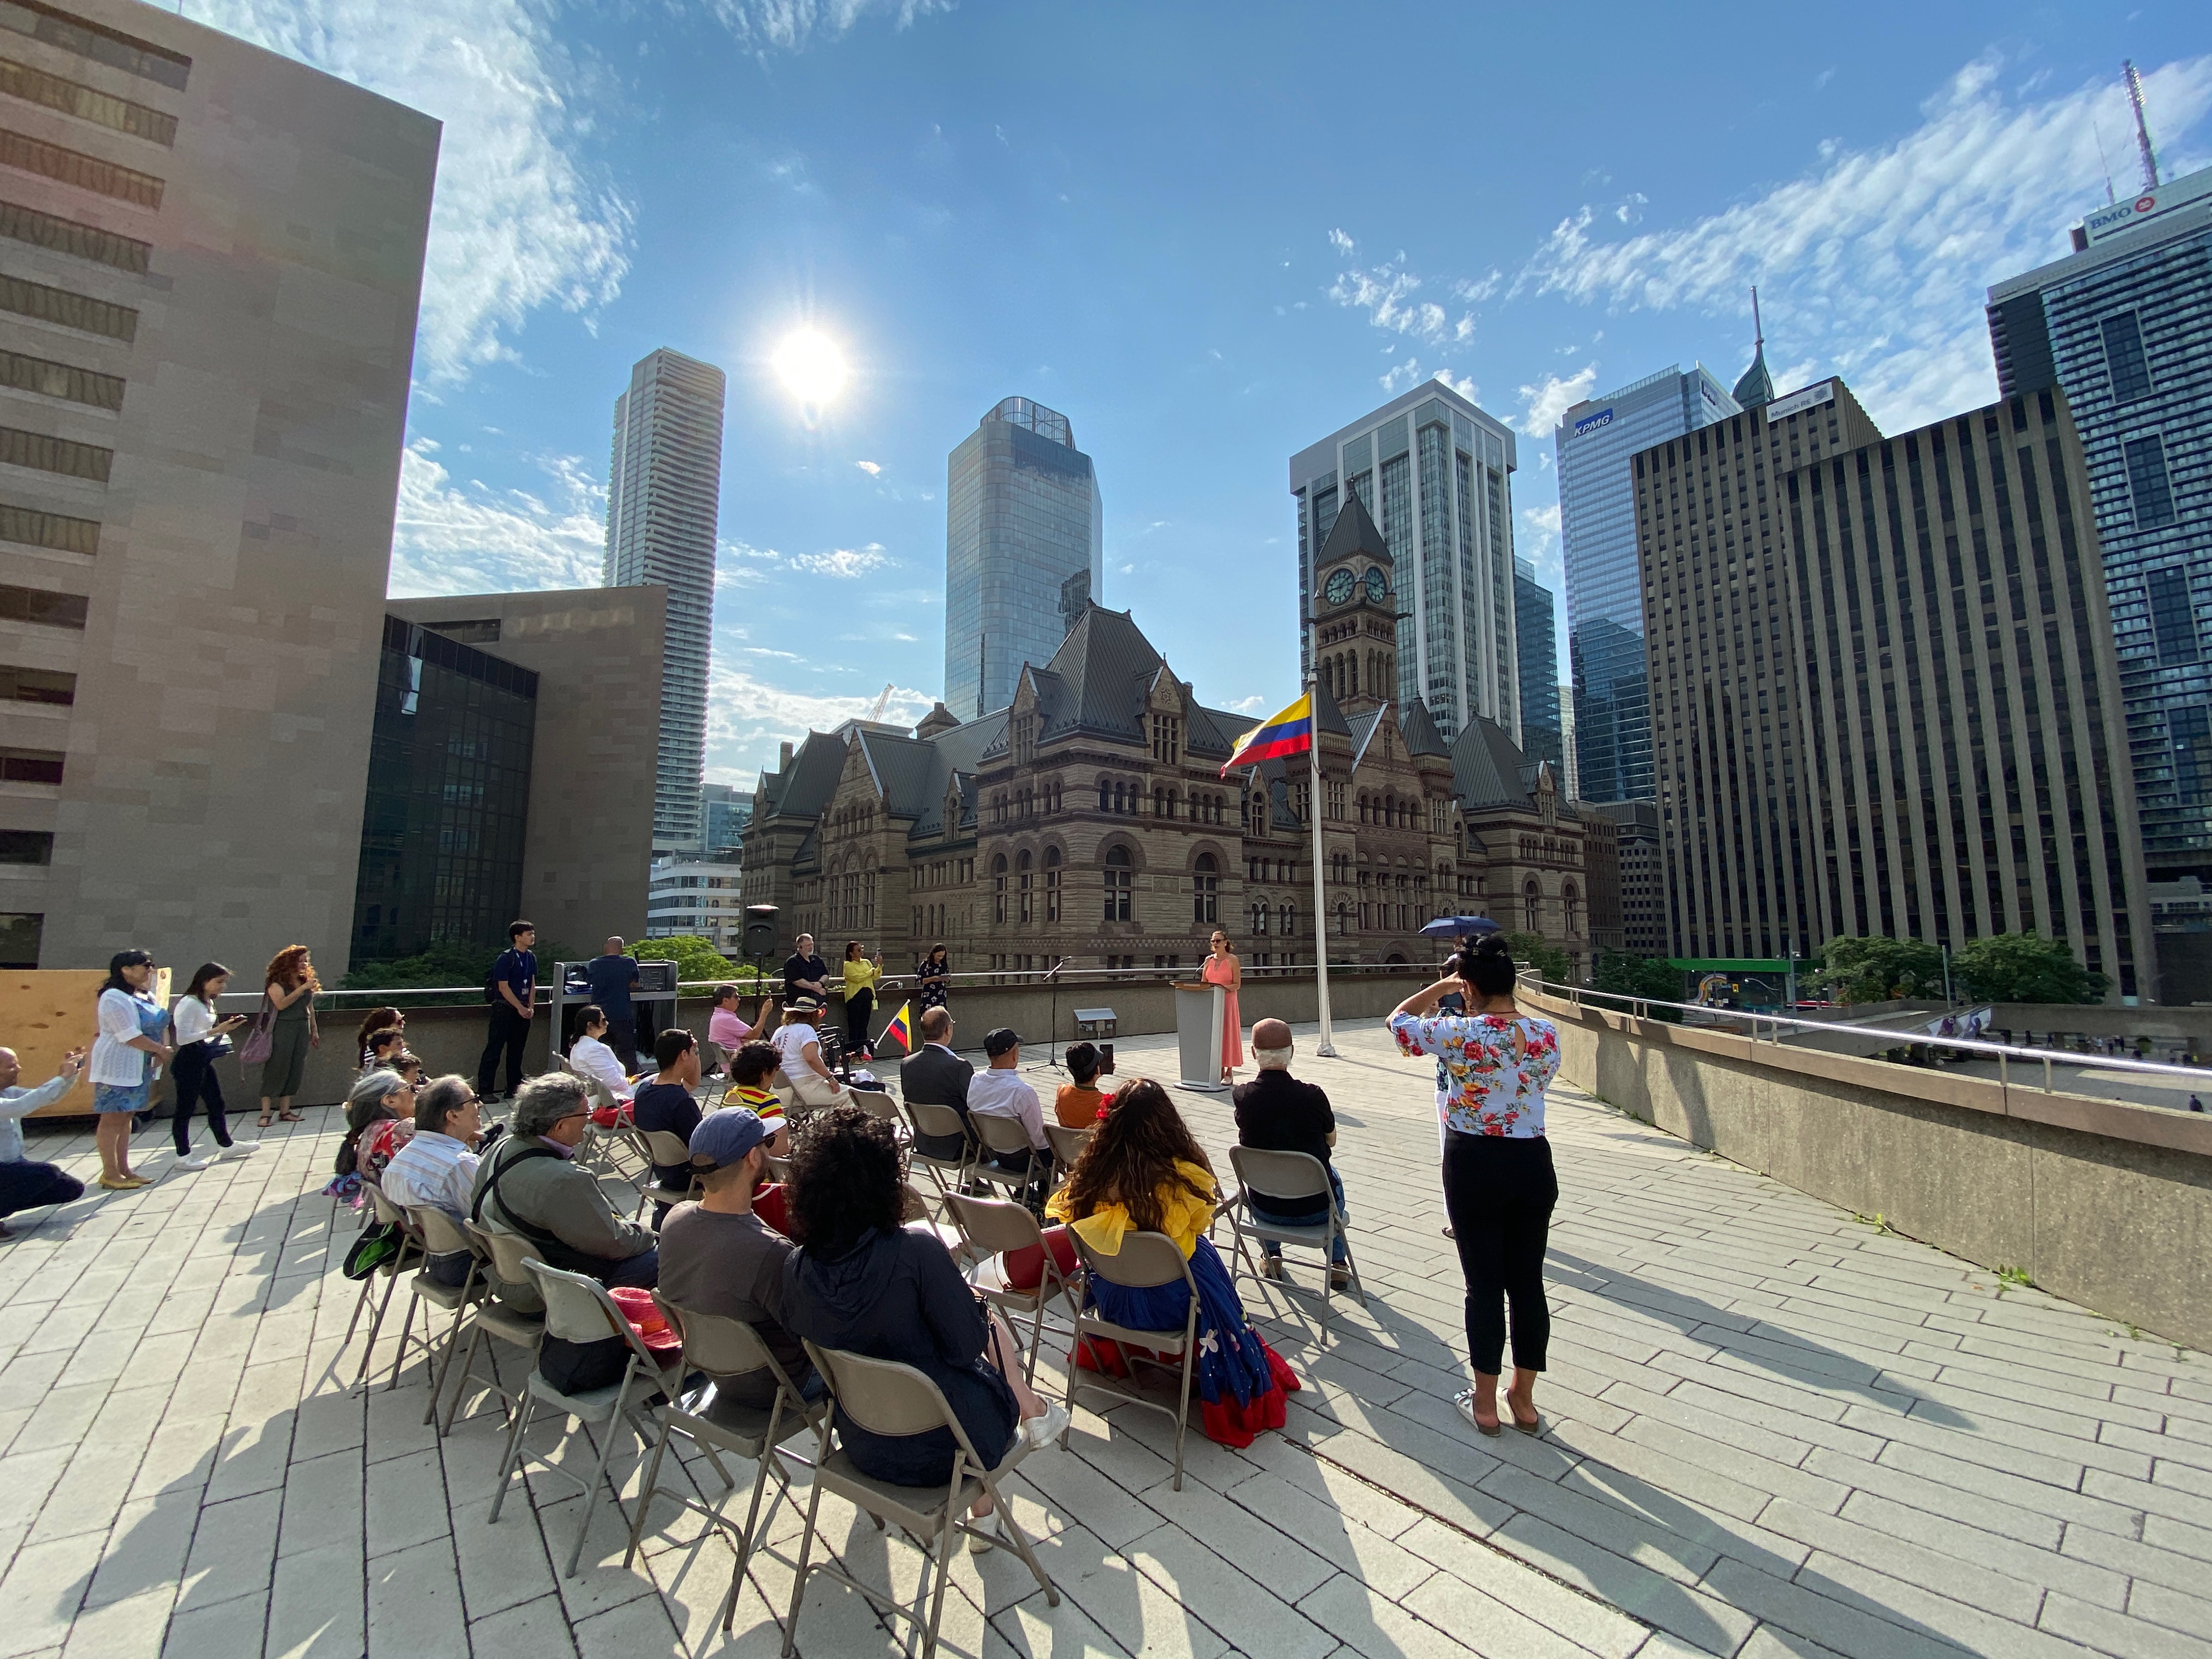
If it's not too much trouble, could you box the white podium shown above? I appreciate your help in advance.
[1173,983,1227,1092]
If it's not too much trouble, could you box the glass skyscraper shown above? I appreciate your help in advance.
[944,397,1104,718]
[1514,556,1562,776]
[1289,384,1519,743]
[1988,163,2212,882]
[606,347,725,853]
[1554,364,1737,802]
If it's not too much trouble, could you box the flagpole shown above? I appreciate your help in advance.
[1308,673,1336,1057]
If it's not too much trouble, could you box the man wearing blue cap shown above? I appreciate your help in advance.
[656,1105,811,1408]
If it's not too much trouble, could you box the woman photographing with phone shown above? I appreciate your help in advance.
[172,963,256,1169]
[1387,935,1561,1438]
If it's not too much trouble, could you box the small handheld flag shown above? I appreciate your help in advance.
[1221,693,1314,776]
[879,1000,914,1053]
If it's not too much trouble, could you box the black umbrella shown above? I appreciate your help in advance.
[1419,915,1501,939]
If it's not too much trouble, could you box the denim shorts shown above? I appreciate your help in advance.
[93,1082,149,1115]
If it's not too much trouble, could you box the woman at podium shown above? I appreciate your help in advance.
[1202,931,1243,1086]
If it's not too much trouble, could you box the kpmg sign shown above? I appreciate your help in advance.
[1763,381,1836,424]
[1572,408,1614,438]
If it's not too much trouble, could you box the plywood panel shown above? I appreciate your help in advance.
[0,968,170,1118]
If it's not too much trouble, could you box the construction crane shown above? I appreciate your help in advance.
[865,682,894,723]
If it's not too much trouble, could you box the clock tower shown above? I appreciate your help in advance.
[1308,490,1398,715]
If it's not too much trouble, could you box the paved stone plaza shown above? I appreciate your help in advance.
[1,1020,2208,1659]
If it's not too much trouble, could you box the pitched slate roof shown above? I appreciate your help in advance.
[909,712,1004,837]
[854,727,937,817]
[1315,488,1391,570]
[761,731,845,821]
[1401,696,1450,758]
[1311,679,1352,737]
[1449,717,1538,809]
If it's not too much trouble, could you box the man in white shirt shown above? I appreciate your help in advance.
[382,1076,484,1285]
[966,1028,1048,1194]
[0,1045,87,1240]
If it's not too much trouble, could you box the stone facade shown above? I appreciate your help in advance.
[0,0,436,971]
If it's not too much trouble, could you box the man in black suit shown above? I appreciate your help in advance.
[899,1007,974,1160]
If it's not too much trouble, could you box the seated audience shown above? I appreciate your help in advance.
[632,1028,705,1224]
[0,1044,87,1240]
[344,1070,416,1186]
[708,984,758,1071]
[1048,1079,1299,1447]
[723,1042,789,1148]
[470,1073,658,1291]
[771,997,853,1113]
[968,1028,1049,1183]
[360,1027,406,1077]
[1232,1018,1349,1283]
[382,1076,486,1285]
[567,1006,635,1106]
[899,1006,973,1161]
[656,1107,811,1408]
[781,1107,1065,1521]
[1054,1041,1109,1127]
[390,1051,425,1088]
[354,1007,403,1073]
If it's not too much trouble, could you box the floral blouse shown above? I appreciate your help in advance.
[1388,1012,1560,1138]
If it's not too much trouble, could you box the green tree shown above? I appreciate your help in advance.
[1805,936,1945,1004]
[635,934,741,985]
[340,939,498,993]
[1591,950,1684,1020]
[1951,931,2109,1005]
[1500,930,1571,986]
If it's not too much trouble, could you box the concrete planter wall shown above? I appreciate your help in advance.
[1523,984,2212,1352]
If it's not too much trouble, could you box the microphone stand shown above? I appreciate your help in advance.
[1044,956,1068,1071]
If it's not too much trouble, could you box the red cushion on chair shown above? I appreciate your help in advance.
[1001,1224,1077,1291]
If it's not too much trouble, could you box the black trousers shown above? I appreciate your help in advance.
[845,990,874,1054]
[477,1005,531,1096]
[605,1016,638,1071]
[1441,1132,1557,1375]
[170,1045,233,1155]
[0,1159,81,1219]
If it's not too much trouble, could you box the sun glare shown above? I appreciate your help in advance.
[772,329,848,407]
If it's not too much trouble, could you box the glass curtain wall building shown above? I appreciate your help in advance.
[1289,383,1520,743]
[1555,365,1737,804]
[606,347,725,853]
[944,397,1104,718]
[1988,164,2212,883]
[352,618,538,962]
[1514,557,1562,775]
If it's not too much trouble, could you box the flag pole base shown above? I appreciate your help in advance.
[1316,1043,1339,1057]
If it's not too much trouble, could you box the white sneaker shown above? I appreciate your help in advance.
[967,1520,997,1554]
[219,1141,259,1158]
[1021,1402,1070,1452]
[178,1153,217,1171]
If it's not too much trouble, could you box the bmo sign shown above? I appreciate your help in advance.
[2083,174,2212,245]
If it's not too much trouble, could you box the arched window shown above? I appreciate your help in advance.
[1017,849,1034,923]
[1103,845,1133,922]
[1523,881,1542,934]
[1154,786,1168,818]
[1097,777,1111,812]
[1562,882,1580,936]
[1251,901,1268,935]
[992,854,1008,924]
[1045,847,1062,922]
[1193,852,1218,924]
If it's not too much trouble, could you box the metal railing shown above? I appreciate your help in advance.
[1516,971,2212,1096]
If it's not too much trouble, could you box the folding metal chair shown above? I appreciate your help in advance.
[624,1297,823,1634]
[487,1260,679,1577]
[339,1181,422,1389]
[900,1099,973,1201]
[1227,1146,1363,1343]
[438,1221,547,1432]
[783,1341,1059,1659]
[944,1192,1073,1382]
[1064,1228,1201,1490]
[393,1205,487,1407]
[903,1181,967,1255]
[850,1085,903,1134]
[1044,1122,1093,1180]
[967,1112,1048,1201]
[630,1127,701,1223]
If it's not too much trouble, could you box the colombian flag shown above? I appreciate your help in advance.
[878,1000,915,1053]
[1221,693,1314,776]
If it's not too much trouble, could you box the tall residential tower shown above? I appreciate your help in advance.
[606,347,725,853]
[943,396,1103,719]
[1514,556,1561,776]
[1553,364,1737,804]
[1289,383,1519,743]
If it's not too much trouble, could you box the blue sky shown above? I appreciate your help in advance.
[185,0,2210,786]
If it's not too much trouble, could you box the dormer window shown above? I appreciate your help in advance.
[1152,713,1180,766]
[1012,714,1035,764]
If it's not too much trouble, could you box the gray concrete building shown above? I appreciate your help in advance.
[943,396,1103,720]
[0,0,436,971]
[1584,798,1662,957]
[1514,555,1561,776]
[1640,377,2153,1000]
[606,347,723,853]
[385,589,665,957]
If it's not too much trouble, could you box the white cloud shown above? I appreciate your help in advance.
[705,665,934,775]
[1327,228,1355,255]
[1518,54,2212,428]
[1517,505,1567,598]
[854,460,883,475]
[791,543,893,578]
[1329,253,1449,343]
[387,438,605,595]
[1381,357,1425,393]
[704,0,951,54]
[1432,368,1479,400]
[1516,364,1599,437]
[1222,694,1268,715]
[185,0,631,384]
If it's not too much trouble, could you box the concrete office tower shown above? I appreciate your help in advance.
[1290,383,1519,743]
[1988,164,2212,887]
[1554,365,1738,804]
[606,348,725,854]
[943,396,1103,719]
[1639,377,2152,1001]
[0,0,436,972]
[1559,684,1578,801]
[1514,557,1561,775]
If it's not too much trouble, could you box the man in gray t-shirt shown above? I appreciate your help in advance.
[655,1107,808,1408]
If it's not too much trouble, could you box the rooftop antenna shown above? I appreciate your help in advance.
[2124,59,2161,189]
[2094,120,2117,204]
[1751,286,1764,348]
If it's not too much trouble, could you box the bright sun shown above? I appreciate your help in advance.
[772,329,848,405]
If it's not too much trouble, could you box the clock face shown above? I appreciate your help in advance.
[1324,568,1355,606]
[1364,567,1389,603]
